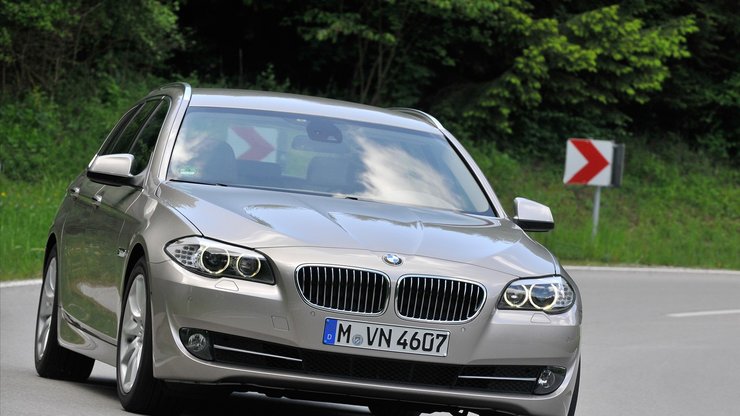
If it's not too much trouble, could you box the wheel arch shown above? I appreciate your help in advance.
[122,243,147,295]
[44,234,58,263]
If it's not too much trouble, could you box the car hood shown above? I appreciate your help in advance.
[160,182,556,277]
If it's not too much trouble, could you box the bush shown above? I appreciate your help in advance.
[0,90,62,181]
[0,76,160,182]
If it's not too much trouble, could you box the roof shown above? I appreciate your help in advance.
[187,88,440,133]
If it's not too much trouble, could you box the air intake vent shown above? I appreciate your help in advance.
[396,276,485,322]
[296,265,390,314]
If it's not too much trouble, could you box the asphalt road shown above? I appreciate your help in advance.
[2,267,739,416]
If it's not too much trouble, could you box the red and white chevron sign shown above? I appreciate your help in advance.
[563,139,614,186]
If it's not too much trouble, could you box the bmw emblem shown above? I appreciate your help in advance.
[382,253,402,266]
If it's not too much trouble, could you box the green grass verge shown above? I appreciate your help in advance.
[468,141,739,270]
[1,143,738,281]
[0,176,70,280]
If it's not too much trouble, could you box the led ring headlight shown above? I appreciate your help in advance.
[530,283,560,311]
[498,276,575,314]
[503,284,530,308]
[166,237,276,284]
[235,254,261,278]
[199,246,230,274]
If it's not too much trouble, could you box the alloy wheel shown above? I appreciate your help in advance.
[35,257,56,361]
[119,273,147,393]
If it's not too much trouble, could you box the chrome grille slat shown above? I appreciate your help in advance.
[451,281,460,321]
[459,283,469,321]
[397,276,485,322]
[296,265,389,314]
[371,273,378,312]
[330,268,335,308]
[344,269,350,311]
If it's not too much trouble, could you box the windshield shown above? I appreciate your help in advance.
[168,107,492,215]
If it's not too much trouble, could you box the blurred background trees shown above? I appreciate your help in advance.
[0,0,737,273]
[0,0,737,178]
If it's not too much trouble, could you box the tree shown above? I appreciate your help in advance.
[0,0,183,96]
[622,0,739,160]
[289,1,697,154]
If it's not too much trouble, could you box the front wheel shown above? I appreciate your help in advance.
[34,245,95,380]
[116,258,177,415]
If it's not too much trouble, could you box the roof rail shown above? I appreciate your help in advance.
[148,82,192,100]
[388,107,445,130]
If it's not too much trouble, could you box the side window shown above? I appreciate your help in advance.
[129,98,171,175]
[97,104,142,157]
[102,99,160,156]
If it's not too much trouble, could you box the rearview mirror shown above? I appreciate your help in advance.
[87,154,138,187]
[291,134,349,154]
[512,197,554,232]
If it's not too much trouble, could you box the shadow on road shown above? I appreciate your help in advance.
[182,393,370,416]
[74,376,370,416]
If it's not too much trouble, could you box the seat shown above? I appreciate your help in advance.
[236,160,282,187]
[306,156,354,193]
[192,139,237,184]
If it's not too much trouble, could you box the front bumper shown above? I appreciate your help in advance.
[149,247,581,415]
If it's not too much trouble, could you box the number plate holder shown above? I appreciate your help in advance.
[322,318,450,357]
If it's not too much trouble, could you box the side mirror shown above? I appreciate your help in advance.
[512,197,554,232]
[87,154,137,187]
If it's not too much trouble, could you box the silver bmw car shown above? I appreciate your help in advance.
[34,83,581,416]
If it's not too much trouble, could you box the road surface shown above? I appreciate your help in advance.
[2,267,738,415]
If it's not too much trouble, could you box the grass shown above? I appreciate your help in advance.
[0,176,70,280]
[1,143,738,281]
[468,141,740,270]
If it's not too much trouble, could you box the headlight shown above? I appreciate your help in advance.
[165,236,275,284]
[497,276,575,313]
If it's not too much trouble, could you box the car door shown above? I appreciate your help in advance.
[59,103,142,334]
[60,98,164,341]
[91,97,172,340]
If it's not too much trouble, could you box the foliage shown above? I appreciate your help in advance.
[622,0,739,161]
[0,0,737,273]
[432,3,697,155]
[293,0,496,106]
[0,0,182,95]
[2,142,737,280]
[0,76,157,181]
[465,140,739,269]
[165,1,732,159]
[0,176,66,279]
[0,91,62,181]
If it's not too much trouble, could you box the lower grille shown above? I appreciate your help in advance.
[209,331,541,394]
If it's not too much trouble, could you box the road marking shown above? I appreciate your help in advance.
[667,309,740,318]
[0,279,41,289]
[566,265,740,275]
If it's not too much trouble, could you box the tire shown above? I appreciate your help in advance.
[368,404,421,416]
[567,360,581,416]
[116,258,177,415]
[34,245,95,380]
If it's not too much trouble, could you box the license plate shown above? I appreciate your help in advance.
[322,318,450,357]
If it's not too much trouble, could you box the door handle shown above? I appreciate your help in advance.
[69,187,80,199]
[92,194,102,207]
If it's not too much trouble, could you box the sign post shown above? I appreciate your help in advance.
[563,138,624,238]
[592,186,601,238]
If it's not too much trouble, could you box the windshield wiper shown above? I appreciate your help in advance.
[169,178,230,187]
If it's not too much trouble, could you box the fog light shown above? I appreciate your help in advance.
[188,333,208,352]
[179,328,213,361]
[533,366,566,395]
[538,369,556,388]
